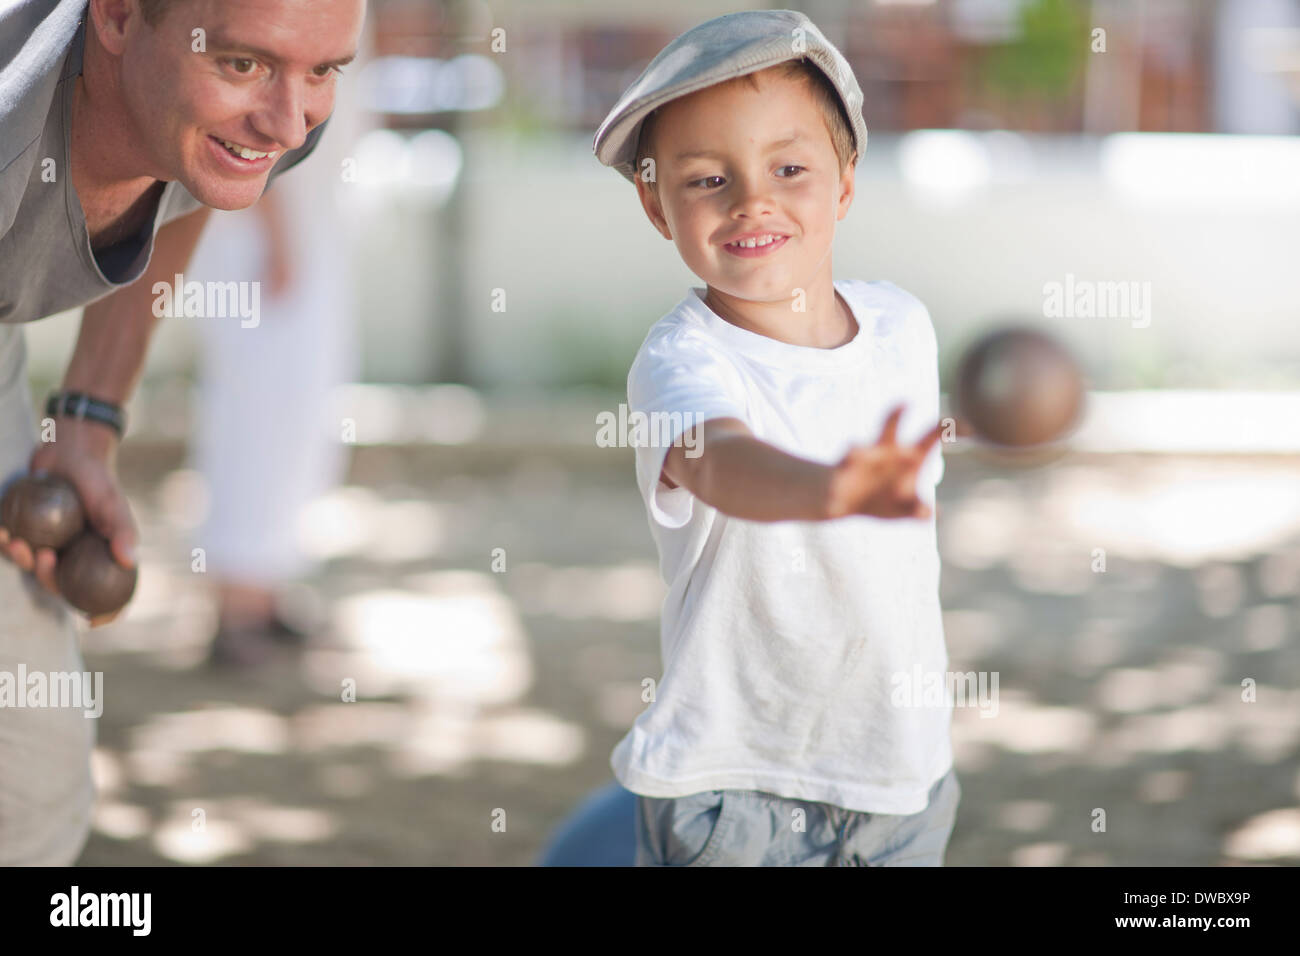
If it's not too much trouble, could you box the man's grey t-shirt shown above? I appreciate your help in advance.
[0,1,326,324]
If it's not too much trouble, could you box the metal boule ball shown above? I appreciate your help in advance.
[0,472,86,550]
[55,531,138,617]
[954,326,1085,448]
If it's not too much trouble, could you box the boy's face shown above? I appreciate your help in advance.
[634,68,855,305]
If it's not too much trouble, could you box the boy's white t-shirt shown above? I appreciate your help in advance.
[613,278,952,815]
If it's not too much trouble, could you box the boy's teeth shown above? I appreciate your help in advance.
[732,235,779,248]
[220,138,275,161]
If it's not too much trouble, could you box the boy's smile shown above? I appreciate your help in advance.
[635,67,856,347]
[722,232,790,257]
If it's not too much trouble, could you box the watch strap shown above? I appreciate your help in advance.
[45,391,126,439]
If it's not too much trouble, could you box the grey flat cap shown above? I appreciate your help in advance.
[593,9,868,184]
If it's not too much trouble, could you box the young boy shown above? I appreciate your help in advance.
[593,10,959,866]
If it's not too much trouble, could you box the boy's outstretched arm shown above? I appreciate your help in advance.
[662,405,942,523]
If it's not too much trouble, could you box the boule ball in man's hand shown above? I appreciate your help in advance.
[0,472,86,550]
[55,531,138,617]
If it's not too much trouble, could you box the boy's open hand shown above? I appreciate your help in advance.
[827,404,943,520]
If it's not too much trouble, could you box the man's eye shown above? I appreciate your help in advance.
[313,64,343,78]
[691,176,725,189]
[776,165,805,177]
[228,57,257,74]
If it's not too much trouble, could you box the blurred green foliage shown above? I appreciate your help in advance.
[983,0,1088,102]
[541,307,644,390]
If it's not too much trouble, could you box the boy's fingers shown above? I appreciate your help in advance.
[902,493,930,519]
[916,420,944,451]
[879,405,905,445]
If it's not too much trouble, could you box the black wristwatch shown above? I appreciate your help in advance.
[45,391,127,439]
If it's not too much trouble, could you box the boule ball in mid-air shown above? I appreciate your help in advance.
[55,531,138,617]
[0,472,86,550]
[954,326,1085,447]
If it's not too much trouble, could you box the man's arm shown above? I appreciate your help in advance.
[1,204,213,624]
[662,408,942,523]
[252,188,294,298]
[62,205,213,408]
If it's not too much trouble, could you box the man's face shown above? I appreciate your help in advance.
[119,0,364,209]
[635,68,855,305]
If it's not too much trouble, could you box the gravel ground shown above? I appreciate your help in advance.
[73,443,1300,866]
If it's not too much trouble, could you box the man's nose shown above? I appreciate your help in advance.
[254,77,311,151]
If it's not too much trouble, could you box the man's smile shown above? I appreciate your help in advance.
[207,134,280,172]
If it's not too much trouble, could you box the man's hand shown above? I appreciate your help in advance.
[0,204,213,626]
[0,420,136,627]
[827,405,943,520]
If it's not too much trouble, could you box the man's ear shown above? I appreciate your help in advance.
[836,154,857,221]
[634,175,673,241]
[88,0,137,57]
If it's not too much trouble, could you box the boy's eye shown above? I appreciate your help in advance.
[690,176,725,189]
[776,165,805,178]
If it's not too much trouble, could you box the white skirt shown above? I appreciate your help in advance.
[184,193,359,585]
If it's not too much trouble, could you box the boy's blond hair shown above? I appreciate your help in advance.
[634,59,858,187]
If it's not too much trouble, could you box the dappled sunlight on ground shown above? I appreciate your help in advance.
[73,446,1300,865]
[1223,809,1300,861]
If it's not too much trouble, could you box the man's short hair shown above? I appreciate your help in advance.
[634,59,858,187]
[138,0,173,27]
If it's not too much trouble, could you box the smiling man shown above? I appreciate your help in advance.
[0,0,364,865]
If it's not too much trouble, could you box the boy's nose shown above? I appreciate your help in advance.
[728,176,777,218]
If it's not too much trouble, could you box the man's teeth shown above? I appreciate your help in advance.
[219,138,277,161]
[730,235,781,248]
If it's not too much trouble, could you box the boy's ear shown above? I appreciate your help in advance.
[634,175,674,241]
[836,155,857,221]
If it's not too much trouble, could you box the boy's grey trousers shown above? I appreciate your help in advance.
[637,766,961,867]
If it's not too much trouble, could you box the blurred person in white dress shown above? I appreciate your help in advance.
[184,47,369,668]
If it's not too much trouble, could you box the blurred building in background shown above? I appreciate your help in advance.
[22,0,1300,400]
[339,0,1300,392]
[492,0,1298,136]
